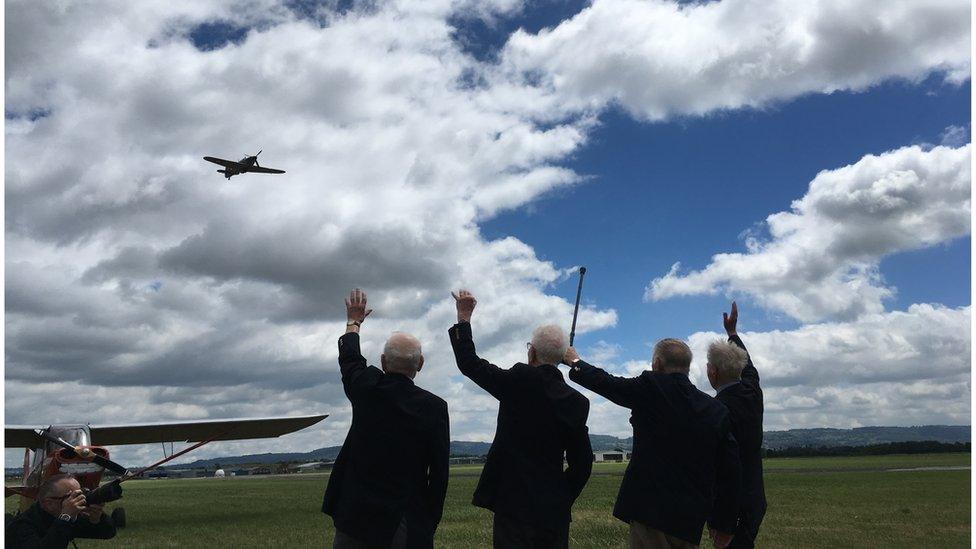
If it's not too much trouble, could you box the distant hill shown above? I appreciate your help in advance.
[157,425,968,470]
[169,437,633,469]
[9,425,963,474]
[588,425,972,452]
[762,425,970,449]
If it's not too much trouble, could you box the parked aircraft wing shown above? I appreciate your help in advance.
[5,426,45,448]
[203,156,244,168]
[246,166,286,174]
[87,414,327,445]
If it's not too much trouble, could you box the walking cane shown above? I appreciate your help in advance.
[569,266,587,346]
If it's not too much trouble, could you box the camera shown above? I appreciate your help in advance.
[81,479,123,505]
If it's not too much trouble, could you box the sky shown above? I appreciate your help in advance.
[4,0,971,467]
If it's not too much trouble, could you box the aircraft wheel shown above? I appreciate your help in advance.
[112,507,126,528]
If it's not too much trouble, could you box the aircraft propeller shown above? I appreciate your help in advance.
[35,429,129,476]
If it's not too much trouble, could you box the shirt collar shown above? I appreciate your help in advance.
[530,363,564,377]
[716,380,740,395]
[386,372,415,385]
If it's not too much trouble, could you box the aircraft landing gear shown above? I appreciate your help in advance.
[111,507,126,528]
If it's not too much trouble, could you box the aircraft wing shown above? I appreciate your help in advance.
[203,156,245,168]
[4,415,327,447]
[245,166,286,174]
[5,426,45,448]
[88,414,327,445]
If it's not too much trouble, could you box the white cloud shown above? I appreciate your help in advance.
[647,144,971,322]
[4,0,618,466]
[498,0,971,120]
[565,303,970,437]
[940,124,970,147]
[684,304,971,428]
[4,0,970,468]
[688,304,971,387]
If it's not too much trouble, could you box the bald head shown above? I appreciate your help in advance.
[652,338,693,374]
[530,325,569,366]
[382,332,424,378]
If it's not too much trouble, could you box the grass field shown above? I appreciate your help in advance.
[7,453,970,548]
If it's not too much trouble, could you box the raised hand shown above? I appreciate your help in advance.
[451,290,477,323]
[562,346,580,366]
[345,289,373,326]
[722,301,738,337]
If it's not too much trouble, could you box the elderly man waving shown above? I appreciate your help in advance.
[449,290,593,549]
[322,289,450,549]
[564,338,740,549]
[706,302,767,549]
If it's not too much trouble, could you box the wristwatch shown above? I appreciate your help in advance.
[58,513,73,523]
[346,320,361,327]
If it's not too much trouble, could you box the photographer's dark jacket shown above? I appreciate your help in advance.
[322,332,450,548]
[7,503,116,549]
[716,334,766,548]
[568,361,740,546]
[448,321,593,533]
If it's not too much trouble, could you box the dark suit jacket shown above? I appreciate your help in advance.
[322,332,450,548]
[716,335,767,543]
[448,321,593,533]
[569,361,740,546]
[7,503,116,549]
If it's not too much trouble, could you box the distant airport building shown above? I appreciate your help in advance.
[593,451,631,463]
[165,469,199,479]
[450,456,487,465]
[289,462,330,473]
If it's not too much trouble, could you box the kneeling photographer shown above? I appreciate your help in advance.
[7,474,117,548]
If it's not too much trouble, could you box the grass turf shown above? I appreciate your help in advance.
[6,453,970,548]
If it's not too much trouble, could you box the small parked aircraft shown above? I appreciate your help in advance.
[5,414,327,526]
[203,150,286,179]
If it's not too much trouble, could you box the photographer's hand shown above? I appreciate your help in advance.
[82,503,105,523]
[61,491,87,520]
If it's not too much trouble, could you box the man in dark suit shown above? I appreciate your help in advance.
[448,290,593,548]
[563,338,740,549]
[322,289,450,549]
[706,302,766,549]
[7,474,116,549]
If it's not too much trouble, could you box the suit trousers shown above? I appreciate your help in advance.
[727,516,760,549]
[332,518,408,549]
[628,521,698,549]
[492,513,569,549]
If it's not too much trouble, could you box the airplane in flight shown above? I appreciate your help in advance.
[203,150,286,179]
[5,414,327,527]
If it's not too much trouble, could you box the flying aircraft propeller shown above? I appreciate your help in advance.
[203,150,285,179]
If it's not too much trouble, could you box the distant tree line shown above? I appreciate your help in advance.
[764,440,970,458]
